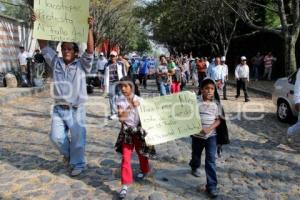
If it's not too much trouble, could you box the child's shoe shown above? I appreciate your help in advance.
[119,185,128,199]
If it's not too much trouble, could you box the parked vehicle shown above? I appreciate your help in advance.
[272,71,298,122]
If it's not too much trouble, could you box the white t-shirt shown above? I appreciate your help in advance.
[18,52,29,65]
[96,58,108,71]
[116,94,142,127]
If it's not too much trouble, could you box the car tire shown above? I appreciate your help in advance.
[277,100,292,123]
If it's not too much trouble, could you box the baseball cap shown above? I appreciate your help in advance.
[241,56,247,60]
[221,56,226,61]
[110,51,118,56]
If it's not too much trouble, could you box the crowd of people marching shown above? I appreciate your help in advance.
[31,14,278,200]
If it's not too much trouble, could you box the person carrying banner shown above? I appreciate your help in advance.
[32,14,94,176]
[114,77,155,199]
[189,77,221,198]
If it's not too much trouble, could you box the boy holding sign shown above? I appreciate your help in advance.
[189,77,221,198]
[114,77,155,199]
[32,14,94,177]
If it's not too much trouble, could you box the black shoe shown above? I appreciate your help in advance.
[245,99,250,102]
[207,189,218,199]
[191,168,201,177]
[223,97,228,100]
[235,95,239,99]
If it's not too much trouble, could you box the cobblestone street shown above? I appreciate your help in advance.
[0,82,300,200]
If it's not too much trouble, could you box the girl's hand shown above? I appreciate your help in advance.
[200,127,211,135]
[132,100,140,107]
[118,110,128,122]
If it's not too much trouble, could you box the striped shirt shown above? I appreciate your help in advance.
[194,96,220,139]
[264,55,275,68]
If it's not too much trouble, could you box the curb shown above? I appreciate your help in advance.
[227,81,272,99]
[0,84,49,105]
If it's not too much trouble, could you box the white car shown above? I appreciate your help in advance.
[272,71,298,122]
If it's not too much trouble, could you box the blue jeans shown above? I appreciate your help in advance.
[189,135,217,191]
[50,105,86,170]
[108,82,120,115]
[159,82,170,96]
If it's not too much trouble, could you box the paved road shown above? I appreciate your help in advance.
[0,82,299,200]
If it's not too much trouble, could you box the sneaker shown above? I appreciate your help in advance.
[207,189,218,198]
[119,185,128,199]
[191,168,201,177]
[70,168,84,177]
[109,114,118,120]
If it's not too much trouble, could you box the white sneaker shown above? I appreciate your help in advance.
[109,114,118,120]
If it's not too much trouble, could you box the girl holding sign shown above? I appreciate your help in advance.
[114,76,156,199]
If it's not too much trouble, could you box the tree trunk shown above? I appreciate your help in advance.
[289,35,297,73]
[284,31,299,75]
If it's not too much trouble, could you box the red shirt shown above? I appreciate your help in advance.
[197,61,206,73]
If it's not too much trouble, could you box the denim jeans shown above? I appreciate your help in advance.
[108,82,120,115]
[50,105,86,170]
[189,136,217,191]
[159,82,170,96]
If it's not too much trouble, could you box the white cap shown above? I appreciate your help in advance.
[221,56,226,61]
[110,51,118,56]
[241,56,247,60]
[100,52,104,56]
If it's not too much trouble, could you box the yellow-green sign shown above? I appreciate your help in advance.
[138,91,202,145]
[33,0,89,43]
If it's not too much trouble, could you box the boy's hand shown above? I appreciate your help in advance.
[88,17,94,29]
[200,127,211,135]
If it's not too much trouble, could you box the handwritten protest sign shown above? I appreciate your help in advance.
[138,91,202,145]
[33,0,89,43]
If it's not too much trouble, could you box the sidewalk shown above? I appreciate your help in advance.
[0,84,49,105]
[227,78,275,98]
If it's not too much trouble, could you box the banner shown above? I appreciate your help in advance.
[33,0,89,43]
[138,91,202,145]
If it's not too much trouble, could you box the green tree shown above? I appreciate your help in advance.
[223,0,300,74]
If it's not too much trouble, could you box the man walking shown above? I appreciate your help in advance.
[221,56,228,100]
[209,57,225,95]
[18,46,29,74]
[104,51,127,120]
[235,56,250,102]
[34,15,94,176]
[138,56,150,89]
[96,52,107,92]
